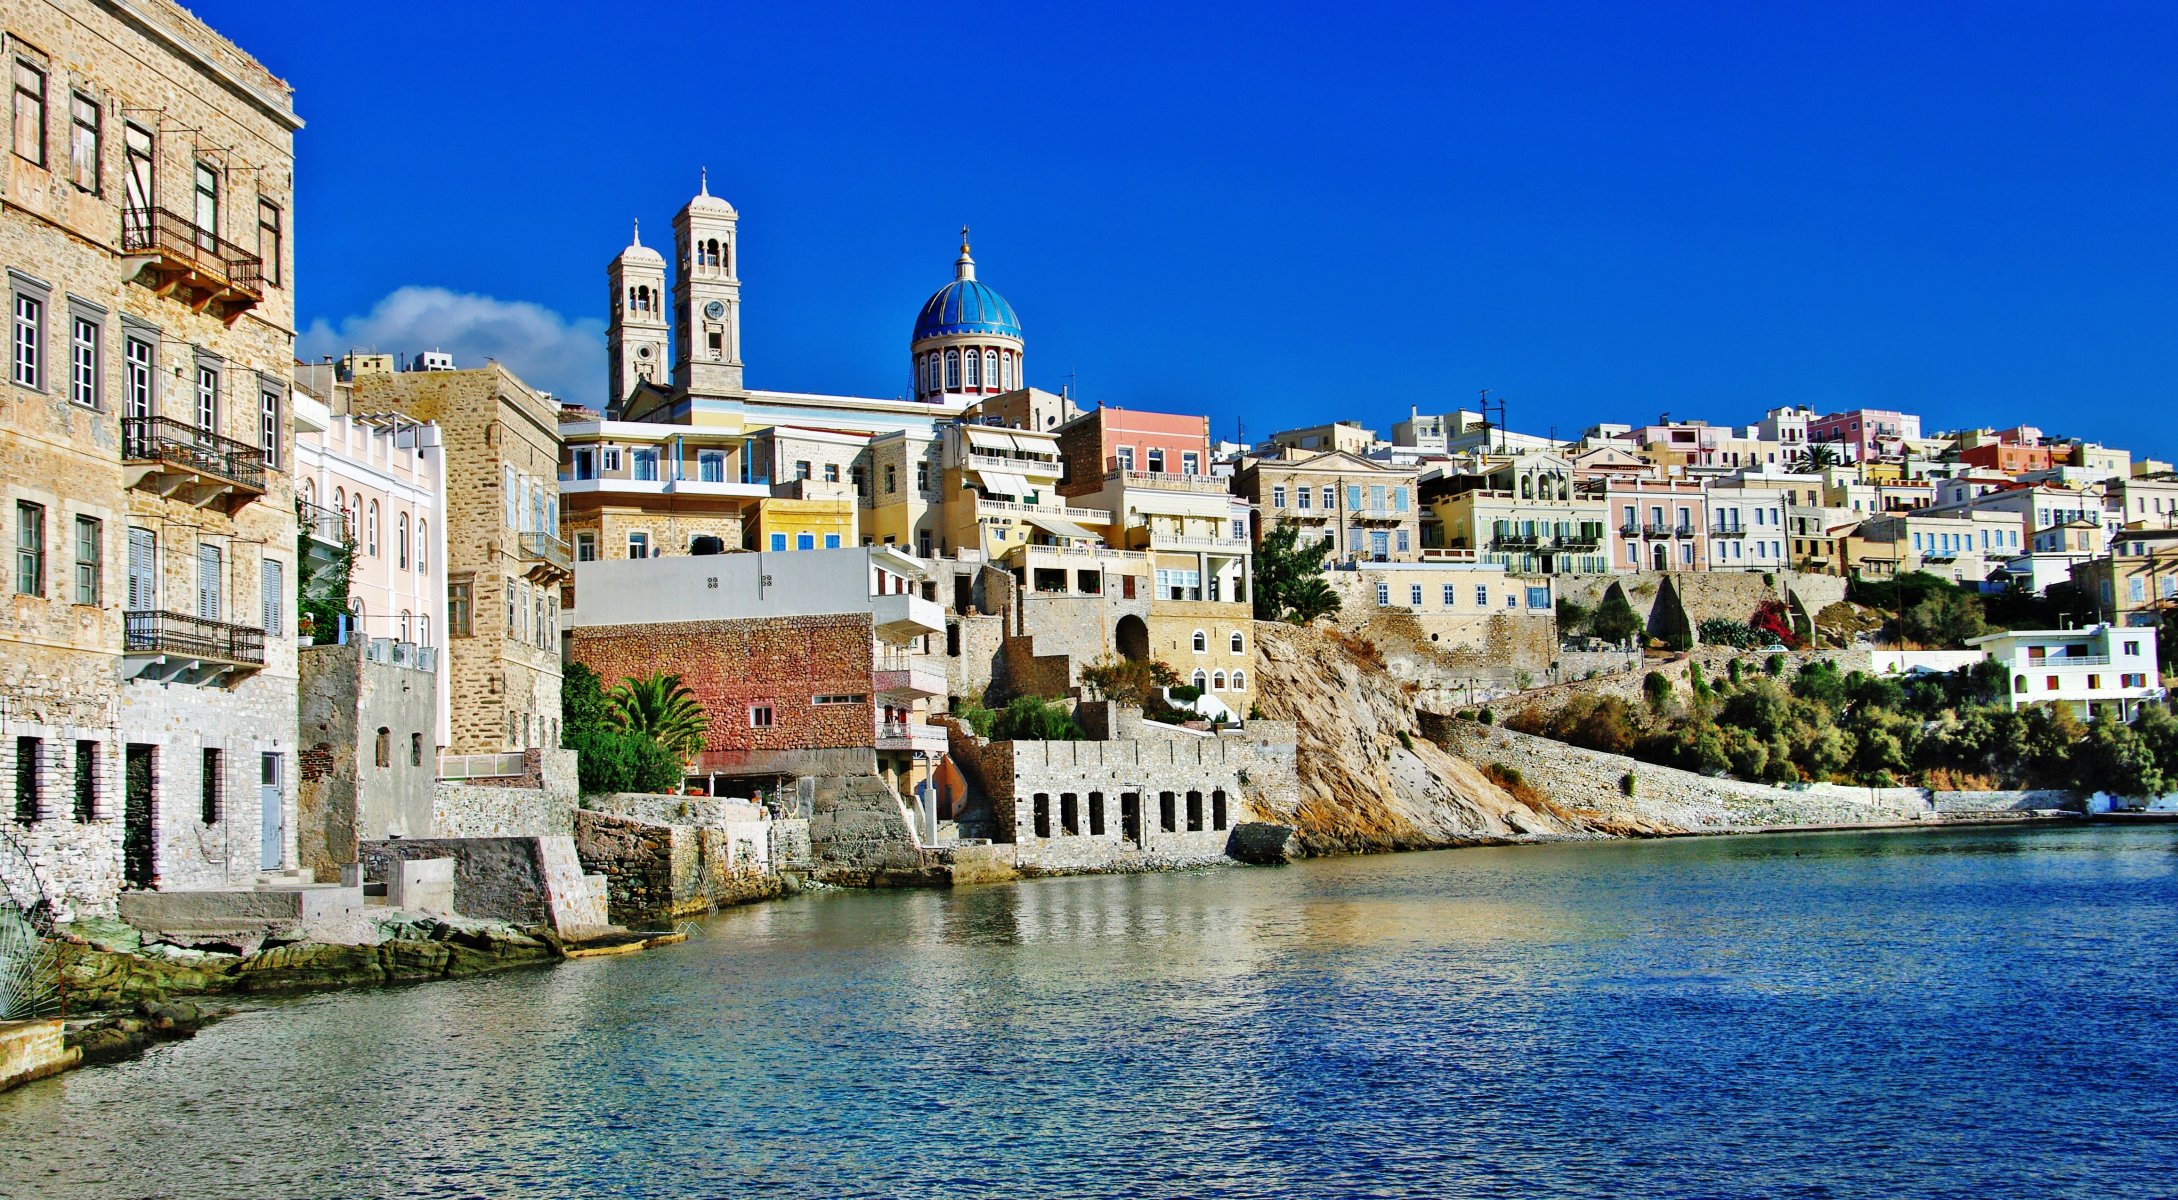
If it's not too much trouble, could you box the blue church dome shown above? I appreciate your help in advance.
[912,231,1021,342]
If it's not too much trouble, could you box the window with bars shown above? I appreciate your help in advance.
[74,740,95,822]
[15,736,41,823]
[200,748,221,825]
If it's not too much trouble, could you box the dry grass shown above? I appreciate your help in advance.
[1924,767,2001,792]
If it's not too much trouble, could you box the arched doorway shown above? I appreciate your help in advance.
[1115,614,1149,662]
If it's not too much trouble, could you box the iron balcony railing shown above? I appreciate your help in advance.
[1641,522,1673,538]
[1673,524,1699,538]
[518,531,573,572]
[1710,523,1748,537]
[298,500,348,543]
[121,206,265,296]
[124,610,265,666]
[122,416,267,493]
[1619,522,1639,537]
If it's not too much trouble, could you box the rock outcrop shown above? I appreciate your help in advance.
[1248,622,1655,853]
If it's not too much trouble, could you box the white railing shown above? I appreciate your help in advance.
[968,451,1060,474]
[1105,469,1230,495]
[438,751,526,780]
[978,498,1113,522]
[363,637,438,672]
[2030,655,2112,668]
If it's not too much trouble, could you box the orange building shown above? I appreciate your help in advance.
[1053,406,1213,496]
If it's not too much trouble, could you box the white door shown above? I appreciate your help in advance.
[259,753,282,870]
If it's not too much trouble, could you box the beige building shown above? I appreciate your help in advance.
[559,416,765,562]
[1420,451,1611,575]
[1847,510,2021,584]
[1234,448,1422,563]
[1262,420,1379,457]
[2073,528,2178,633]
[1,0,302,919]
[348,362,565,755]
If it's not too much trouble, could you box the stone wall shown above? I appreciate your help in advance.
[587,792,767,827]
[360,835,606,933]
[945,612,1006,705]
[297,641,437,880]
[118,668,300,893]
[571,809,778,924]
[806,774,929,885]
[431,781,574,840]
[1439,722,1936,831]
[571,612,878,777]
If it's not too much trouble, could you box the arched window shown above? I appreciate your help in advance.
[1191,669,1208,690]
[397,513,410,569]
[944,349,960,390]
[366,500,379,557]
[1231,669,1246,691]
[399,609,411,640]
[1520,476,1533,499]
[301,478,315,506]
[1230,631,1244,653]
[332,486,345,520]
[1002,352,1015,391]
[1212,670,1227,690]
[964,347,981,388]
[374,727,391,768]
[984,349,999,389]
[1191,630,1207,652]
[416,521,428,575]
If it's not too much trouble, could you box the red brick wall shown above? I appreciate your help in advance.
[571,614,876,758]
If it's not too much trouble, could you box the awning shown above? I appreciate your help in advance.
[980,470,1032,498]
[1025,513,1100,541]
[965,427,1014,452]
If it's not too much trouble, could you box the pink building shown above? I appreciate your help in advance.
[1807,408,1921,462]
[292,374,451,748]
[1606,479,1711,572]
[1053,406,1212,496]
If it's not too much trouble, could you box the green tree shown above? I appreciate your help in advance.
[1902,590,1988,648]
[606,673,710,762]
[1642,670,1673,714]
[562,662,686,794]
[1251,524,1339,623]
[991,695,1081,741]
[1591,591,1643,645]
[1791,443,1843,472]
[1556,597,1591,637]
[296,514,356,642]
[1078,656,1181,706]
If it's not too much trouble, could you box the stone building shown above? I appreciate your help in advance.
[0,0,302,919]
[345,360,566,755]
[295,633,438,881]
[2072,527,2178,630]
[569,547,947,802]
[559,411,766,563]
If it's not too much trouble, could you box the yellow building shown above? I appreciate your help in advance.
[939,424,1110,560]
[747,495,858,552]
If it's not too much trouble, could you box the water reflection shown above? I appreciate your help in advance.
[2,826,2174,1199]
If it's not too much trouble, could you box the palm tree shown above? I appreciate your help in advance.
[606,672,710,762]
[1792,443,1843,472]
[1286,576,1342,624]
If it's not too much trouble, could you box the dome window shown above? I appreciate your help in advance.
[964,348,981,388]
[985,350,999,391]
[945,349,961,390]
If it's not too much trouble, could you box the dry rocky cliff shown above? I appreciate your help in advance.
[1247,622,1665,853]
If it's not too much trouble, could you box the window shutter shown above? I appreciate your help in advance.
[127,528,155,611]
[261,557,283,635]
[197,543,221,621]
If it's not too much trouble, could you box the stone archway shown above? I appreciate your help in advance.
[1115,614,1149,662]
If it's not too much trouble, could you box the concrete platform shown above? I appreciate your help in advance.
[118,883,365,939]
[0,1020,77,1092]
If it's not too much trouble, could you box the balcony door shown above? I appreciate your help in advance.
[193,162,219,248]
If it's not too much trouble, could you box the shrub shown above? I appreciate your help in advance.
[1751,600,1797,648]
[1079,656,1181,705]
[1699,618,1756,649]
[1556,597,1592,636]
[1619,771,1637,797]
[1478,708,1496,725]
[1642,671,1673,713]
[1591,592,1643,645]
[991,696,1081,741]
[1168,684,1203,704]
[1396,729,1415,753]
[1765,653,1786,677]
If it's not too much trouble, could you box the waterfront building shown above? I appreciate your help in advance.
[2105,472,2178,529]
[1968,624,2164,721]
[938,421,1105,561]
[345,360,566,755]
[0,0,303,919]
[1921,481,2101,558]
[1233,448,1422,564]
[569,547,947,801]
[1419,451,1611,575]
[289,366,451,749]
[1262,421,1380,457]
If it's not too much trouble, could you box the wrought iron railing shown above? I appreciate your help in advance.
[121,206,264,295]
[518,532,572,572]
[298,500,347,543]
[122,416,266,492]
[124,610,265,665]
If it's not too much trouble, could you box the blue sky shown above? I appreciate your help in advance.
[204,1,2178,459]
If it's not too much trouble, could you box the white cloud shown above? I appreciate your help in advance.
[298,286,606,402]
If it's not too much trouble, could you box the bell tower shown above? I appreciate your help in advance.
[606,219,668,410]
[672,169,744,395]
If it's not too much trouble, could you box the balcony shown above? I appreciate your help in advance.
[518,532,573,582]
[876,720,950,754]
[872,593,944,641]
[969,451,1062,477]
[123,610,264,686]
[1105,469,1230,495]
[122,417,266,512]
[1673,524,1698,538]
[1493,534,1540,550]
[875,654,948,700]
[120,207,264,322]
[1619,522,1639,537]
[976,497,1113,524]
[298,501,347,572]
[1642,522,1673,538]
[1710,524,1748,538]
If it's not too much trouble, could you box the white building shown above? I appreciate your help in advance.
[1968,624,2164,721]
